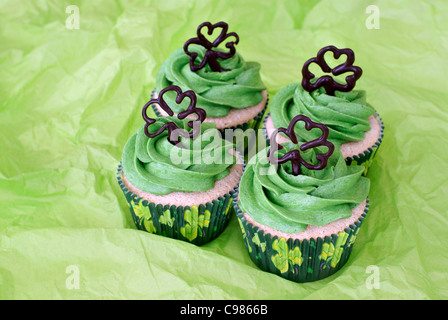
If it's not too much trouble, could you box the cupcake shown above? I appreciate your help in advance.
[264,45,384,175]
[236,114,370,282]
[117,85,244,245]
[152,21,268,133]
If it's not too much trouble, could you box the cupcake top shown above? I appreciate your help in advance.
[238,115,370,233]
[122,85,237,195]
[122,118,236,195]
[155,21,266,118]
[270,83,375,146]
[270,46,375,146]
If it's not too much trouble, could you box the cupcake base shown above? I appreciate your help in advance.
[263,113,384,175]
[234,198,370,283]
[117,162,241,246]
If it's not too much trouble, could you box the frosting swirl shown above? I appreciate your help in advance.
[122,117,236,195]
[270,83,375,146]
[156,46,266,117]
[238,143,370,233]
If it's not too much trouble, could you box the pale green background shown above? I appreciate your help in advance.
[1,0,447,299]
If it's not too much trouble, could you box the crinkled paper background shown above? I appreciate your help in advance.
[1,0,447,299]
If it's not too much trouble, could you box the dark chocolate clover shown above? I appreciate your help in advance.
[267,115,335,176]
[301,45,362,96]
[183,21,239,72]
[142,85,206,147]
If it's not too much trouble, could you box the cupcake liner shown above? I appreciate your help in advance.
[234,197,370,283]
[262,112,385,176]
[117,162,240,246]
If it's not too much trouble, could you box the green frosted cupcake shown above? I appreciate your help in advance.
[117,86,244,245]
[236,114,370,282]
[153,21,268,132]
[263,46,384,175]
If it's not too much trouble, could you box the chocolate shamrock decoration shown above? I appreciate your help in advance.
[267,115,335,176]
[183,21,239,72]
[301,45,362,95]
[142,85,206,147]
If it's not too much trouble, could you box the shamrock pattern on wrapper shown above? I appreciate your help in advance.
[271,238,304,274]
[131,199,157,234]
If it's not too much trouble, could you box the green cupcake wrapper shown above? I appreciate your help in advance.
[117,163,238,246]
[234,197,370,283]
[262,112,385,176]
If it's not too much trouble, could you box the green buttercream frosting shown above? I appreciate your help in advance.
[238,143,370,233]
[155,46,266,117]
[122,117,236,195]
[270,83,375,146]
